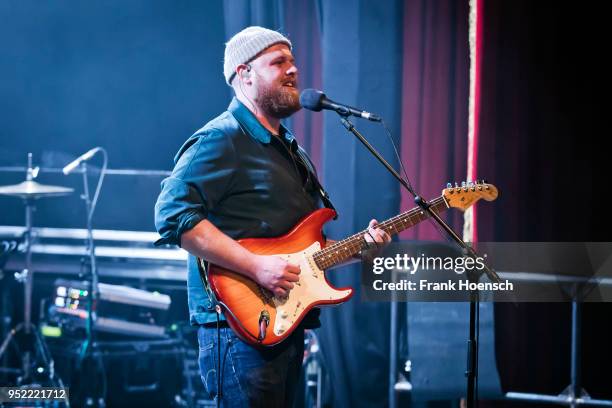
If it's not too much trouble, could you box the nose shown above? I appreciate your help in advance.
[286,63,298,76]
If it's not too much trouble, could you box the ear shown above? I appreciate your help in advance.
[236,64,252,84]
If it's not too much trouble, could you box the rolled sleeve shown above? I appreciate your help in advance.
[154,128,236,246]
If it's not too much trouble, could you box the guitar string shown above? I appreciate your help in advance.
[313,197,448,268]
[317,201,443,255]
[309,192,492,269]
[313,186,491,267]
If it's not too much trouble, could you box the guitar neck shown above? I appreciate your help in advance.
[313,196,449,270]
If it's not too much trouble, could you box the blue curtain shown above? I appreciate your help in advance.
[319,1,403,406]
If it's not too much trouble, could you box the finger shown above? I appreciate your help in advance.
[369,227,385,243]
[368,219,379,228]
[376,232,389,243]
[278,280,294,290]
[369,227,381,239]
[370,226,391,243]
[364,232,374,243]
[284,272,300,282]
[286,262,301,274]
[274,288,287,298]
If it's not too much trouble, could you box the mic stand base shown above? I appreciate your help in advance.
[506,300,612,408]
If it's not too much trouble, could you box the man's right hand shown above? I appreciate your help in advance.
[180,220,301,298]
[252,255,301,298]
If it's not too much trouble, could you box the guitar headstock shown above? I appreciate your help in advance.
[443,180,498,211]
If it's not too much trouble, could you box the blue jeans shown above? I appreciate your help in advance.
[197,324,304,407]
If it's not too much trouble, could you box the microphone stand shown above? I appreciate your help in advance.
[83,163,97,346]
[68,147,108,408]
[338,114,500,408]
[77,161,104,407]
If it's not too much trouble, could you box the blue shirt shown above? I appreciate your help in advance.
[154,98,322,326]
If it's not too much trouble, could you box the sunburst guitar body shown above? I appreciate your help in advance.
[198,182,498,346]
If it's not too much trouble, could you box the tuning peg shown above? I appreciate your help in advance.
[447,182,452,188]
[454,182,459,188]
[461,181,466,187]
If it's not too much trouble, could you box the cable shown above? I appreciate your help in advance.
[475,295,480,408]
[380,119,413,192]
[380,119,453,240]
[216,312,221,408]
[238,68,259,117]
[219,329,230,404]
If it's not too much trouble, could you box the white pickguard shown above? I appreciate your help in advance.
[271,242,352,336]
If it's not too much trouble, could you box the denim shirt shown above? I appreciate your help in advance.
[154,98,322,326]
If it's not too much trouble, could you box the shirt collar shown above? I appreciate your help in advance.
[228,97,296,147]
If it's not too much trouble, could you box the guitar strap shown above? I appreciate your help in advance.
[197,258,219,309]
[293,146,337,219]
[295,147,338,220]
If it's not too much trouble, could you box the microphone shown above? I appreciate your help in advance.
[299,89,381,122]
[62,147,102,175]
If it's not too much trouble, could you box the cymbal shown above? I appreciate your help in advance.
[0,180,74,198]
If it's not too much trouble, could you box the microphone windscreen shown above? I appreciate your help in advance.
[299,89,325,112]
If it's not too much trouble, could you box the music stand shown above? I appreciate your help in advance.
[503,271,612,407]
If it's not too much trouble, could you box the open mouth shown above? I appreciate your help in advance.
[282,80,297,88]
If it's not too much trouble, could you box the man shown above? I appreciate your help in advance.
[155,26,390,407]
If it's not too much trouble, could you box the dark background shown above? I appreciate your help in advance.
[0,0,608,406]
[0,0,228,230]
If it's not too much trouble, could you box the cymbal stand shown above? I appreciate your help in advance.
[0,153,67,397]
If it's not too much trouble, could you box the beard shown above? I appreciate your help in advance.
[256,80,301,119]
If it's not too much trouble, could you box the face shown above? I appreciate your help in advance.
[244,44,301,118]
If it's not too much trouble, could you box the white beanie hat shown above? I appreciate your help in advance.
[223,26,292,85]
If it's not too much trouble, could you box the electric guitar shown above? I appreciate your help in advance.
[198,181,498,346]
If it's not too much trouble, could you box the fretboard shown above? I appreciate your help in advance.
[312,196,449,270]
